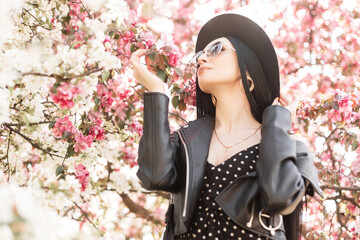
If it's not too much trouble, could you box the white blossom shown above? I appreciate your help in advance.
[84,0,106,12]
[0,88,10,124]
[0,183,98,240]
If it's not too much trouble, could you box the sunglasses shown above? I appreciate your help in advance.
[189,41,236,68]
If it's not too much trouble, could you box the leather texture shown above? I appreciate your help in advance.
[136,92,324,240]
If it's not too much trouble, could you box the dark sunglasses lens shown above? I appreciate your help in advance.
[189,41,223,67]
[207,42,222,57]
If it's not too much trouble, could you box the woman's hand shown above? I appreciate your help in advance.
[129,48,165,93]
[271,94,299,124]
[272,95,303,140]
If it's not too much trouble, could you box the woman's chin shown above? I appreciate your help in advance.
[198,79,222,93]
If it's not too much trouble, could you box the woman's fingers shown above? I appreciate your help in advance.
[130,48,157,74]
[272,97,280,105]
[279,95,288,106]
[272,94,298,123]
[129,48,165,93]
[130,49,147,66]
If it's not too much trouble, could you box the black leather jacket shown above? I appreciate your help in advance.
[136,92,324,239]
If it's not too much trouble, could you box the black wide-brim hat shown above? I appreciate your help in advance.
[195,13,279,93]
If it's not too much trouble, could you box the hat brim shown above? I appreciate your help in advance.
[195,13,279,89]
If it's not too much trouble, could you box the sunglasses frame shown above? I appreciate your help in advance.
[189,41,236,68]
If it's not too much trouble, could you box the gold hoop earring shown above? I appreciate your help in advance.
[211,95,217,106]
[248,78,254,92]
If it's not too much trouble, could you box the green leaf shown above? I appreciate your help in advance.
[48,121,56,129]
[62,131,72,140]
[130,44,137,53]
[56,165,65,176]
[94,97,100,104]
[94,104,99,112]
[114,33,119,39]
[149,51,156,61]
[332,101,339,111]
[156,69,167,82]
[126,108,131,119]
[84,126,90,135]
[178,99,186,112]
[172,96,179,108]
[344,136,351,151]
[163,55,169,65]
[52,82,60,93]
[108,30,115,38]
[66,145,75,158]
[102,70,110,82]
[352,138,359,151]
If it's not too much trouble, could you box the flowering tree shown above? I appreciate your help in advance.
[0,0,358,239]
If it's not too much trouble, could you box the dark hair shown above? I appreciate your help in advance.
[283,198,304,240]
[195,35,303,239]
[196,35,278,122]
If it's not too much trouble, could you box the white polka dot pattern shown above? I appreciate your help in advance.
[174,143,267,239]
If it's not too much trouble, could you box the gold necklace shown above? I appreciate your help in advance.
[214,125,261,153]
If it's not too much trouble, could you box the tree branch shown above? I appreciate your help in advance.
[21,68,102,80]
[4,124,64,159]
[327,195,360,208]
[81,3,93,19]
[3,121,51,127]
[119,193,163,225]
[73,201,104,236]
[320,185,360,192]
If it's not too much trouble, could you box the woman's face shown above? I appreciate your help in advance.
[196,37,242,94]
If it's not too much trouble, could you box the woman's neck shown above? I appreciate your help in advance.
[213,88,261,134]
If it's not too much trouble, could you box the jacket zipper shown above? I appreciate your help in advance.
[177,129,190,218]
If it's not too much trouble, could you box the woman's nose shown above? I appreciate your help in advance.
[198,52,208,65]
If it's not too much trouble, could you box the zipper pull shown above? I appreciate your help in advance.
[258,208,283,236]
[246,201,255,228]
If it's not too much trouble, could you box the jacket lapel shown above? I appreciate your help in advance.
[179,115,214,218]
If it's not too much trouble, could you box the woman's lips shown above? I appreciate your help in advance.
[198,66,211,74]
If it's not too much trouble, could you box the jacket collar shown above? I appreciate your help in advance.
[179,114,324,200]
[178,115,214,219]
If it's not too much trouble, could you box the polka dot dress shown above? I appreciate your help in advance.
[174,143,268,240]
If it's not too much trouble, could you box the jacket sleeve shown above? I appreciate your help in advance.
[136,92,181,192]
[256,105,308,215]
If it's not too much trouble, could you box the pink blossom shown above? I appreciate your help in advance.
[50,82,82,109]
[74,133,93,153]
[328,91,355,124]
[103,36,112,51]
[122,31,135,44]
[88,118,106,141]
[96,84,114,112]
[328,109,342,123]
[52,116,76,140]
[145,40,153,48]
[338,97,354,123]
[168,52,179,66]
[75,163,89,192]
[128,120,143,137]
[351,112,360,121]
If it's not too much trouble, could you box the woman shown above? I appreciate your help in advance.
[131,13,324,240]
